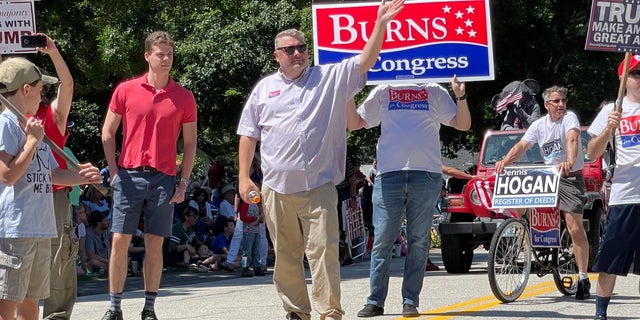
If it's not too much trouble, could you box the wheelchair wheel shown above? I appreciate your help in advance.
[487,218,532,302]
[553,226,578,295]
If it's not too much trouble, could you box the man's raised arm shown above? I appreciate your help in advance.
[360,0,405,74]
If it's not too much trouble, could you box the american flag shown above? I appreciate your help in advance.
[474,178,494,209]
[495,87,523,113]
[473,176,517,218]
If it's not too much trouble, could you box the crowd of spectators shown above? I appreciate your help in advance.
[73,153,415,280]
[74,156,274,279]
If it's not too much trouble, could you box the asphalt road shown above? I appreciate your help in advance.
[66,249,640,320]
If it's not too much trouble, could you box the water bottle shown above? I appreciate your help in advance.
[248,190,261,204]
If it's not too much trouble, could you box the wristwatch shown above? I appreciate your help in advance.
[179,177,189,186]
[457,93,467,101]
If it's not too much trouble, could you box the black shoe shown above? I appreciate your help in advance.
[594,315,607,320]
[219,261,235,271]
[357,304,384,317]
[288,311,302,320]
[141,309,158,320]
[254,267,266,276]
[402,304,420,317]
[241,267,254,277]
[576,278,591,300]
[101,309,123,320]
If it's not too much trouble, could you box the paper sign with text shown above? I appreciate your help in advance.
[312,0,494,84]
[0,1,37,54]
[585,0,640,53]
[529,208,561,248]
[491,166,560,209]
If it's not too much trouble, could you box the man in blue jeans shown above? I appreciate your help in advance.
[347,78,470,317]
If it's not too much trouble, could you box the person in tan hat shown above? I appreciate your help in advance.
[587,54,640,320]
[0,57,101,320]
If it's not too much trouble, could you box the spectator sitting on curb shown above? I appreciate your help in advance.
[85,210,111,274]
[164,206,217,272]
[212,184,237,235]
[210,217,235,266]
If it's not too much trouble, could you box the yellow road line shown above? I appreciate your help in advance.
[394,275,598,320]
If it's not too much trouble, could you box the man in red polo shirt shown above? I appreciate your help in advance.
[29,33,79,320]
[100,31,197,320]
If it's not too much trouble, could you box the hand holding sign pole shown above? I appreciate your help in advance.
[616,52,631,113]
[0,94,109,195]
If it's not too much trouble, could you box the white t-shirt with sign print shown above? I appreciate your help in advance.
[0,110,58,238]
[588,99,640,205]
[521,111,584,171]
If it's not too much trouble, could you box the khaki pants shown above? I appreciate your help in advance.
[43,189,78,320]
[263,183,344,320]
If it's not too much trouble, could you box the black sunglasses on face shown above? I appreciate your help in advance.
[277,44,307,55]
[629,70,640,78]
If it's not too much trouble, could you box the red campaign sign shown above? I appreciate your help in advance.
[312,0,494,84]
[529,208,561,248]
[585,0,640,53]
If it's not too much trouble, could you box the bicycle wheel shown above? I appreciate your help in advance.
[552,225,578,295]
[487,218,532,303]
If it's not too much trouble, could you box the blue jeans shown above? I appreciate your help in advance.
[242,232,261,268]
[367,170,441,308]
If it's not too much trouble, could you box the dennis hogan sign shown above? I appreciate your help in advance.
[491,166,560,209]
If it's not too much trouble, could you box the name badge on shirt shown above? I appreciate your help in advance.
[388,88,429,111]
[269,90,281,98]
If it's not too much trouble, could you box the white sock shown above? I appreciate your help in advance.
[579,272,588,280]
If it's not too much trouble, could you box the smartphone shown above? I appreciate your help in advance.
[20,34,47,48]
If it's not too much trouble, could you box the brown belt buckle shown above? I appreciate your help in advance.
[140,166,155,173]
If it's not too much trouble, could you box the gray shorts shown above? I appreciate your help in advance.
[110,168,176,237]
[558,175,585,214]
[0,238,51,301]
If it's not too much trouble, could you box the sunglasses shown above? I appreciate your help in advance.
[277,44,307,55]
[546,98,568,104]
[629,70,640,78]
